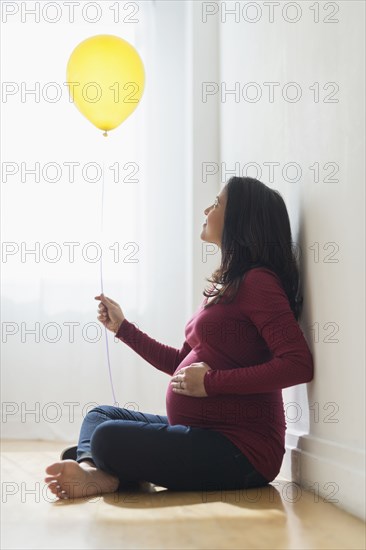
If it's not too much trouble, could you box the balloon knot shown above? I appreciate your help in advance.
[103,131,108,137]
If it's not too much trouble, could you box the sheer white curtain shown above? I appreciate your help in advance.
[1,1,191,441]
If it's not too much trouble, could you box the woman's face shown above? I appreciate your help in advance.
[201,187,227,248]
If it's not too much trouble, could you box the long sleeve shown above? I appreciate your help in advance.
[203,268,314,396]
[115,318,192,376]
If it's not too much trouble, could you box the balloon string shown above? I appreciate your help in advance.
[100,166,118,406]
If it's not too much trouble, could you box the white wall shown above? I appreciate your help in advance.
[187,2,222,307]
[203,0,365,520]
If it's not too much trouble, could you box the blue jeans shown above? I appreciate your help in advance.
[76,405,269,492]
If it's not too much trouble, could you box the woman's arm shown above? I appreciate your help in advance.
[203,268,314,396]
[115,318,192,376]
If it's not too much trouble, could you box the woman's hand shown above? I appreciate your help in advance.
[94,293,125,334]
[170,362,212,397]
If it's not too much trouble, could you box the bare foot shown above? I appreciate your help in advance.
[44,459,119,500]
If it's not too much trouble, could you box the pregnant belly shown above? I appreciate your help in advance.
[165,381,209,426]
[165,351,286,431]
[164,348,237,427]
[166,383,284,427]
[166,381,286,435]
[166,350,219,427]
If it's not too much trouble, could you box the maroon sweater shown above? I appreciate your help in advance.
[115,267,314,482]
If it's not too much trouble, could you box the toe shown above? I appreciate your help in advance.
[47,481,68,500]
[56,488,69,500]
[45,461,63,475]
[46,481,60,495]
[44,474,60,484]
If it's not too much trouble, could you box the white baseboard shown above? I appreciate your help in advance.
[280,431,365,521]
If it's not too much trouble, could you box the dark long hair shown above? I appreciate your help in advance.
[203,176,303,321]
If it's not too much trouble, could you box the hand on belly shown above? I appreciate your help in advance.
[170,362,212,397]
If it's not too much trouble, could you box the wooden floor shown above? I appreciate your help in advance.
[1,440,365,550]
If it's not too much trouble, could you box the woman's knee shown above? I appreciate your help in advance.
[83,405,118,428]
[86,404,114,417]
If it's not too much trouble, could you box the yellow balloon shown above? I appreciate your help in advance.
[66,34,145,134]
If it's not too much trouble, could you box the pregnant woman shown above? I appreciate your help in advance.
[44,176,314,500]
